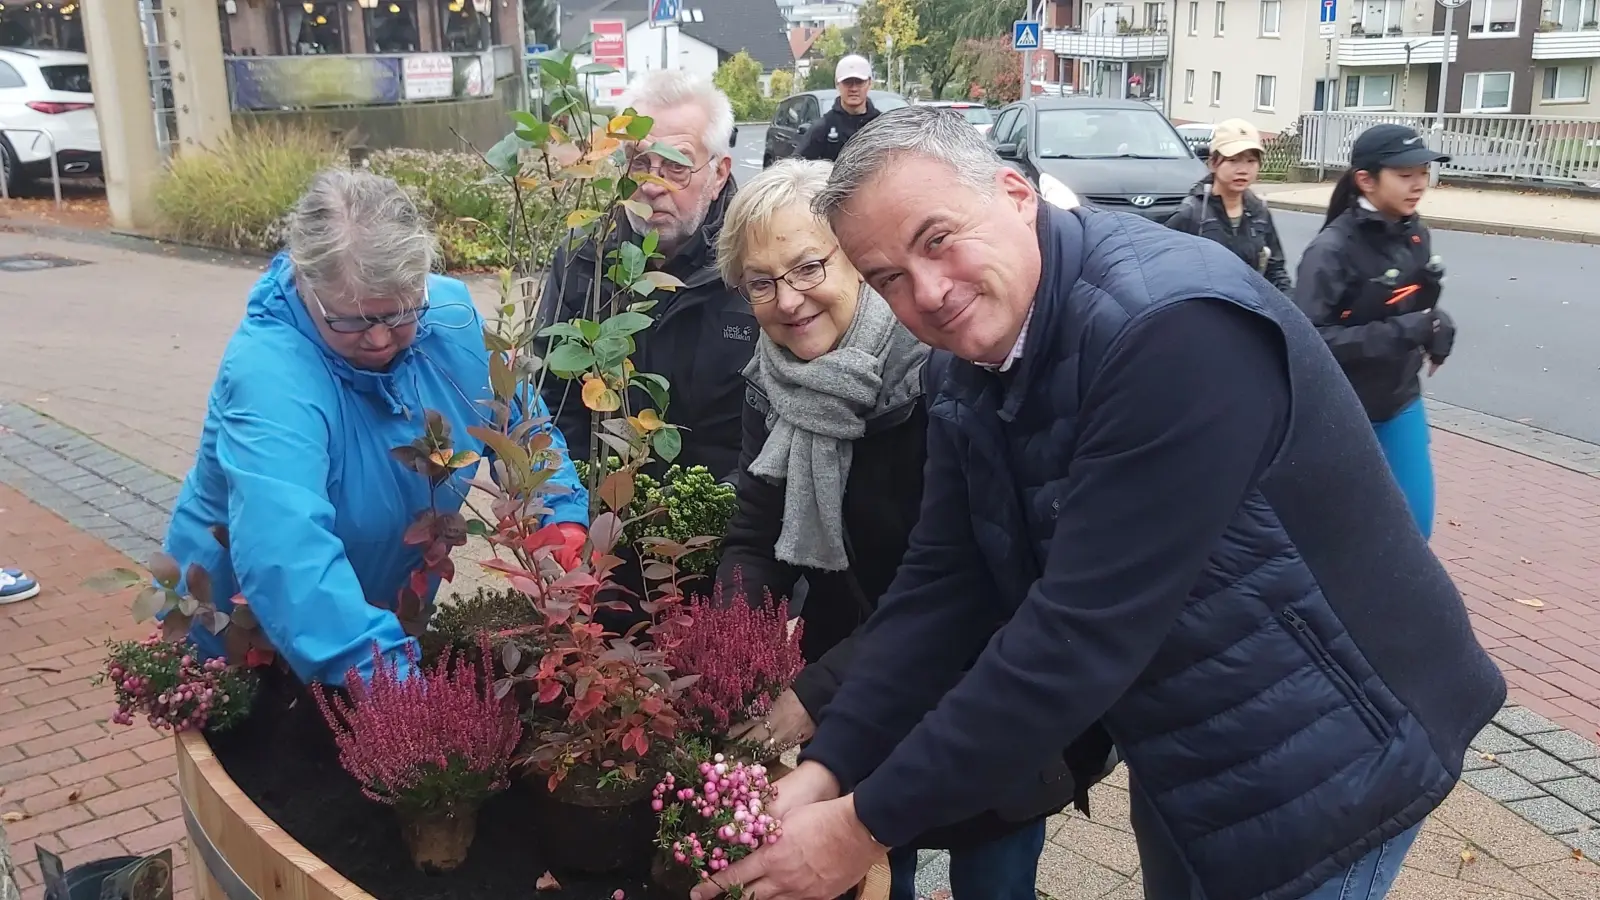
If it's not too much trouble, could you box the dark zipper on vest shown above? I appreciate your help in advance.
[1281,608,1391,741]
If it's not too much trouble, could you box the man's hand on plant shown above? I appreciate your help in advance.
[727,689,815,752]
[687,795,883,900]
[766,760,841,821]
[551,522,589,571]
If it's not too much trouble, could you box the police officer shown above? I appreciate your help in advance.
[798,55,881,162]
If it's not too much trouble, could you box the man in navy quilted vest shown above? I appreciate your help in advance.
[690,106,1506,900]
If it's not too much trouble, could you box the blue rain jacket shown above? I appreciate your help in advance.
[162,253,587,686]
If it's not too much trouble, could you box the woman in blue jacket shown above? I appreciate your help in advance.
[162,169,588,687]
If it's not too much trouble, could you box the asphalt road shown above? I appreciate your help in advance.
[729,124,1600,445]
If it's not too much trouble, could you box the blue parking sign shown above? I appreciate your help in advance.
[651,0,680,26]
[1012,20,1041,51]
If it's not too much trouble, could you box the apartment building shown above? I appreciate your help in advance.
[1040,0,1172,99]
[1045,0,1600,134]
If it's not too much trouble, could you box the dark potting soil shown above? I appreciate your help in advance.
[208,668,662,900]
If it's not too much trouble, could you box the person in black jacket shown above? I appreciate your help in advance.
[538,70,756,484]
[1164,118,1292,293]
[797,55,882,163]
[1295,123,1455,538]
[711,159,1109,900]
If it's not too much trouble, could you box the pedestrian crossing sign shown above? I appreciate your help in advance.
[1013,20,1041,51]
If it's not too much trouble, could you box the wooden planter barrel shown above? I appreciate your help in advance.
[175,732,892,900]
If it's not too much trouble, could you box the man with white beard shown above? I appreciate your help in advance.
[538,70,754,483]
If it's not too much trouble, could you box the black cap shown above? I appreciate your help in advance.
[1350,123,1450,170]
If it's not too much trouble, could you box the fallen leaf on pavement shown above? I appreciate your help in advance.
[1519,557,1532,564]
[26,665,61,673]
[67,789,81,802]
[2,811,26,822]
[1479,752,1497,762]
[1448,518,1462,527]
[536,872,562,891]
[1575,848,1586,861]
[1461,848,1477,864]
[1514,597,1546,608]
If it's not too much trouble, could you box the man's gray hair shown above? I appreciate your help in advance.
[812,106,1007,222]
[286,168,437,306]
[618,69,734,160]
[716,159,833,287]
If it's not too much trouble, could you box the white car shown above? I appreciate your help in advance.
[919,100,996,136]
[0,48,101,193]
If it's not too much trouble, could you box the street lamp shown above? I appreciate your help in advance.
[1430,0,1468,186]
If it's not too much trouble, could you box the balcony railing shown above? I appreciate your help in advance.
[1043,28,1170,60]
[1532,23,1600,59]
[1300,111,1600,185]
[1337,31,1458,66]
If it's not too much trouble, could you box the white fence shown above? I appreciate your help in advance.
[1299,112,1600,186]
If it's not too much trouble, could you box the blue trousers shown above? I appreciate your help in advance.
[886,819,1048,900]
[1131,780,1421,899]
[1372,399,1435,539]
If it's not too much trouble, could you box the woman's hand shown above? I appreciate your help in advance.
[727,688,816,753]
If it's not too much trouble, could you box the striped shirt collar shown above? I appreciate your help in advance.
[979,303,1036,372]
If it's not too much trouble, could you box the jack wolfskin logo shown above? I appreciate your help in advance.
[723,323,755,342]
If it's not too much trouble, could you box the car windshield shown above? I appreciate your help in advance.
[1035,108,1190,159]
[40,64,91,94]
[872,93,908,110]
[956,106,993,125]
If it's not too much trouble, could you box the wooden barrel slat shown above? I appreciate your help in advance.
[176,732,891,900]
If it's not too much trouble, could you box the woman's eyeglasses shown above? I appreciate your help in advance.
[626,149,710,188]
[303,280,430,334]
[739,249,838,305]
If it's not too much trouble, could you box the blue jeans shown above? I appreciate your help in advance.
[1131,781,1421,899]
[1372,398,1435,539]
[886,819,1047,900]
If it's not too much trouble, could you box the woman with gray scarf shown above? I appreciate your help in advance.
[711,160,1053,900]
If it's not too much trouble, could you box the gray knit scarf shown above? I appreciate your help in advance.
[746,284,928,571]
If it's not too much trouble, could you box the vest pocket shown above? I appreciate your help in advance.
[1281,609,1392,742]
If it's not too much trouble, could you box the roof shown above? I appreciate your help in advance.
[563,0,795,71]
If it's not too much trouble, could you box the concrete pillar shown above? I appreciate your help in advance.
[81,0,163,231]
[166,0,234,154]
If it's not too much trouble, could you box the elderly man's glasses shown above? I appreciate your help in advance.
[303,280,429,334]
[739,249,837,305]
[626,149,710,188]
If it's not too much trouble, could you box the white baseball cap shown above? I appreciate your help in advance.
[835,55,872,83]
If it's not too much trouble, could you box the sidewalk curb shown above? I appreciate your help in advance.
[1265,199,1600,246]
[1425,398,1600,480]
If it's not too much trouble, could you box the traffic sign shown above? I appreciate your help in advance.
[1012,20,1041,51]
[526,43,548,54]
[1319,0,1336,23]
[650,0,680,26]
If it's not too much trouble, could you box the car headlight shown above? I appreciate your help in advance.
[1038,173,1080,210]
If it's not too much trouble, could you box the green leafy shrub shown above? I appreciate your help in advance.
[153,124,346,253]
[575,462,738,575]
[421,586,537,663]
[369,148,523,271]
[714,51,776,122]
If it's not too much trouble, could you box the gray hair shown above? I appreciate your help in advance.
[812,106,1007,222]
[618,69,735,160]
[715,159,833,287]
[285,168,437,306]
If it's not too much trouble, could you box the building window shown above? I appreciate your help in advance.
[1255,74,1276,109]
[1344,72,1395,108]
[1469,0,1519,35]
[1215,0,1226,34]
[1211,70,1223,104]
[1543,64,1592,101]
[1358,0,1405,34]
[1189,0,1200,33]
[282,1,345,54]
[440,0,491,52]
[1185,68,1196,101]
[1145,2,1169,31]
[1462,71,1514,110]
[366,0,421,52]
[1552,0,1599,29]
[1259,0,1281,34]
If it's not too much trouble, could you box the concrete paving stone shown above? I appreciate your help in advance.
[1467,750,1501,771]
[1505,796,1598,835]
[912,850,949,896]
[1049,813,1143,876]
[1386,867,1548,900]
[1475,725,1534,754]
[1544,777,1600,814]
[1496,750,1582,784]
[1400,828,1560,899]
[1517,856,1600,900]
[1463,767,1549,803]
[1034,842,1126,900]
[1576,760,1600,780]
[1526,730,1600,763]
[1560,828,1600,860]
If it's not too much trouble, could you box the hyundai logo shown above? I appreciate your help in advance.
[1130,195,1155,208]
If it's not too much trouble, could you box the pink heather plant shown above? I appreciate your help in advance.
[99,630,257,733]
[315,635,522,812]
[654,754,783,881]
[665,580,804,734]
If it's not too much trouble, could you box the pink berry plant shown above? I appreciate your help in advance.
[315,635,522,812]
[664,578,804,735]
[653,752,783,884]
[98,630,257,733]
